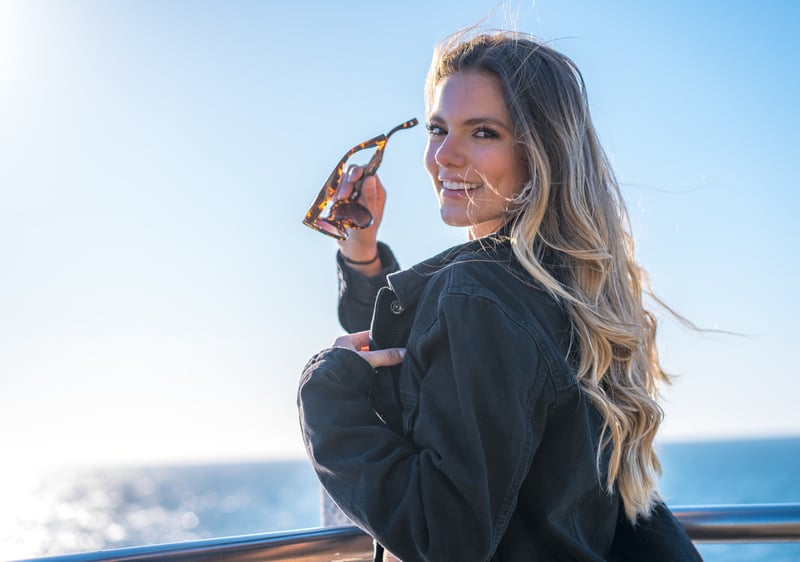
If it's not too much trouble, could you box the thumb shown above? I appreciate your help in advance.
[361,347,406,369]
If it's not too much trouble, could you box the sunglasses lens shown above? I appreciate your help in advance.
[329,201,373,229]
[311,218,347,239]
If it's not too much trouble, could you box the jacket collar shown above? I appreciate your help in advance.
[385,230,514,310]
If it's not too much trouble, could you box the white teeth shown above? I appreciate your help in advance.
[442,180,482,191]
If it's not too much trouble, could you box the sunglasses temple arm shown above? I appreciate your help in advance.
[386,118,419,139]
[349,146,387,201]
[349,119,417,200]
[304,156,351,225]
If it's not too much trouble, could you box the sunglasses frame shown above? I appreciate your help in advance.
[303,118,419,240]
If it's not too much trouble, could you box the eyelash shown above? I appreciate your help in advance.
[426,124,445,136]
[425,124,500,139]
[475,127,500,139]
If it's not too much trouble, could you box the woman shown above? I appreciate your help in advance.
[298,30,700,561]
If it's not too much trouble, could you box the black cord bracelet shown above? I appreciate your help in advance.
[343,251,380,265]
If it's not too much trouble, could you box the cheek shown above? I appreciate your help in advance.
[512,152,530,191]
[423,141,437,179]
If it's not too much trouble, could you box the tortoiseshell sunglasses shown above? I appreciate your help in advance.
[303,118,419,240]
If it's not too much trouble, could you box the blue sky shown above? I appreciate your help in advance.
[0,0,798,470]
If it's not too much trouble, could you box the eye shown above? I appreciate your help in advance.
[426,123,446,136]
[474,127,500,139]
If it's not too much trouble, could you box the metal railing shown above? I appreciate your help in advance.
[673,503,800,543]
[12,527,376,562]
[13,504,800,562]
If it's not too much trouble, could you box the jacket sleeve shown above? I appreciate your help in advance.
[609,502,703,561]
[298,284,557,561]
[337,241,400,333]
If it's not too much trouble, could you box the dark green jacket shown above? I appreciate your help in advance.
[300,236,700,561]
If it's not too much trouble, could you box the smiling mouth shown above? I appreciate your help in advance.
[441,180,482,191]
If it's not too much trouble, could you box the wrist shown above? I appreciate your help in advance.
[342,249,380,265]
[338,241,380,264]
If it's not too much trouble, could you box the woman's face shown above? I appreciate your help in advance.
[424,70,529,238]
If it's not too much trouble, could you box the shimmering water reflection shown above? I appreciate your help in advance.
[1,461,320,559]
[3,439,800,561]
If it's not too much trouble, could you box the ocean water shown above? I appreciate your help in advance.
[2,437,799,561]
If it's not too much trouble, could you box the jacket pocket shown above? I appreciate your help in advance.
[370,365,404,432]
[400,389,418,437]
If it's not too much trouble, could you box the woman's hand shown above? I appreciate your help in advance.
[332,330,405,369]
[335,165,387,273]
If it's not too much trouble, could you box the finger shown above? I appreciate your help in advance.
[335,165,364,202]
[332,330,371,351]
[358,175,387,223]
[359,174,382,202]
[360,347,406,369]
[333,166,355,202]
[336,175,384,251]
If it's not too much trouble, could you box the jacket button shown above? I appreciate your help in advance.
[390,301,404,314]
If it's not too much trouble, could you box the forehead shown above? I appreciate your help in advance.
[429,71,508,118]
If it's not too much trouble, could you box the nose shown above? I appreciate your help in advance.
[434,134,465,169]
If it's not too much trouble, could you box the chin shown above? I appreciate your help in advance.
[439,208,471,228]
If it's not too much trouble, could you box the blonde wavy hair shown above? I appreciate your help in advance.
[426,30,668,523]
